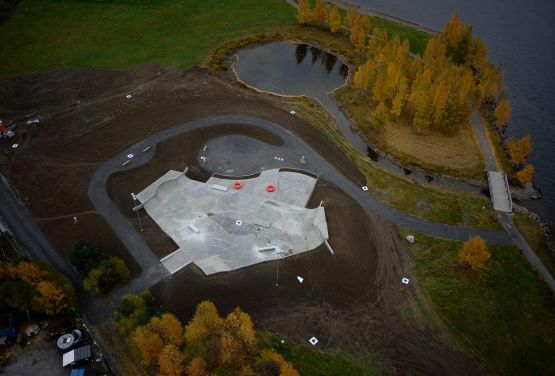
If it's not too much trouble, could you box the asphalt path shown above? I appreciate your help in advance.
[90,114,510,247]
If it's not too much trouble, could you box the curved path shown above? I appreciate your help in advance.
[89,115,510,265]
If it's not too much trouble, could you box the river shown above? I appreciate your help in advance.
[345,0,555,222]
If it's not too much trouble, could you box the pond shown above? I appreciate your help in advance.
[234,42,368,152]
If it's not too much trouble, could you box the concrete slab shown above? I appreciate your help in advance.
[137,169,329,275]
[487,171,512,213]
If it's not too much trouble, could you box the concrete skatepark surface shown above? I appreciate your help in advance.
[136,169,328,274]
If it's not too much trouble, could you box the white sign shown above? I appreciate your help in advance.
[308,337,318,346]
[402,277,410,285]
[127,153,134,159]
[362,186,368,191]
[297,276,304,283]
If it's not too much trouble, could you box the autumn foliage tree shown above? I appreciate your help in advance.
[506,135,532,165]
[327,6,341,33]
[458,236,491,270]
[17,261,45,286]
[121,298,300,376]
[312,0,327,24]
[296,0,311,25]
[158,344,186,376]
[516,164,535,184]
[0,260,75,316]
[34,280,69,315]
[132,326,164,369]
[494,97,511,128]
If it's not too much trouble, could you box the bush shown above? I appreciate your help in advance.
[83,256,130,295]
[69,240,108,276]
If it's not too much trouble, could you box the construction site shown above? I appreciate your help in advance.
[0,66,486,375]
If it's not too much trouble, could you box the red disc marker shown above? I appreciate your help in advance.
[232,182,243,189]
[266,184,276,192]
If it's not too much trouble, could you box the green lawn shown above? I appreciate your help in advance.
[366,17,429,55]
[411,233,555,375]
[0,0,297,76]
[513,212,555,277]
[264,334,382,376]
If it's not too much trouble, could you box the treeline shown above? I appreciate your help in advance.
[297,2,534,183]
[117,292,299,376]
[0,260,76,316]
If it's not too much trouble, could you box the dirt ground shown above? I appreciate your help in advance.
[0,66,362,277]
[152,181,482,375]
[0,66,481,374]
[107,123,285,258]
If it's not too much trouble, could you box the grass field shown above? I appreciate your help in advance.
[0,0,297,76]
[0,0,430,77]
[264,334,382,376]
[513,212,555,277]
[283,96,499,229]
[411,233,555,375]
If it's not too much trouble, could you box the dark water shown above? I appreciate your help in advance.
[347,0,555,222]
[234,42,367,151]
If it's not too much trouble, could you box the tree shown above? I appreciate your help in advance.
[516,164,535,184]
[132,326,164,368]
[83,256,129,295]
[83,268,103,295]
[344,6,358,31]
[158,344,186,376]
[186,357,209,376]
[257,350,299,376]
[149,313,184,346]
[371,102,389,129]
[506,135,532,165]
[184,301,223,367]
[34,280,69,315]
[312,0,327,24]
[296,0,311,25]
[69,240,107,276]
[458,236,491,270]
[16,261,45,286]
[349,18,367,53]
[116,291,155,338]
[327,6,341,33]
[391,77,408,118]
[494,97,511,128]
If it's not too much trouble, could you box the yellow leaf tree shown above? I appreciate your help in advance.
[34,280,68,315]
[296,0,311,25]
[132,326,164,369]
[506,135,532,165]
[149,313,184,346]
[327,6,341,33]
[186,357,209,376]
[17,261,45,286]
[349,18,367,53]
[494,97,511,128]
[345,6,358,31]
[458,236,491,270]
[312,0,327,24]
[158,344,186,376]
[516,164,535,184]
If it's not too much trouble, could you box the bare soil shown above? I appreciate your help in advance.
[152,181,482,375]
[0,66,362,277]
[0,66,480,374]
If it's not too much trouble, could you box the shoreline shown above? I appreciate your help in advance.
[286,0,438,35]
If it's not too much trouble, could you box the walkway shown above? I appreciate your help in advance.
[90,115,510,244]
